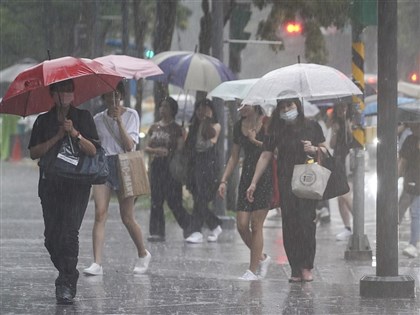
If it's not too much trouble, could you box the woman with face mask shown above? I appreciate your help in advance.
[28,79,100,303]
[246,98,326,282]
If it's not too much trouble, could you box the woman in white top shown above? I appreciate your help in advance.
[83,82,151,276]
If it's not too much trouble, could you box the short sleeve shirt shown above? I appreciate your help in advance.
[94,108,140,155]
[147,121,183,155]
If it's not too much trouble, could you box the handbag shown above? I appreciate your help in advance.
[117,150,151,198]
[169,149,188,184]
[47,135,109,185]
[103,116,150,198]
[291,159,331,200]
[321,150,350,200]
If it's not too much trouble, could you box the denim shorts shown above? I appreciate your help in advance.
[105,155,120,191]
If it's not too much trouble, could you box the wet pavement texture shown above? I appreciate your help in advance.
[1,160,419,314]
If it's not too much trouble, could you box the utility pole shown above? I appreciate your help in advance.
[360,0,415,298]
[211,0,226,217]
[345,0,372,261]
[121,0,130,107]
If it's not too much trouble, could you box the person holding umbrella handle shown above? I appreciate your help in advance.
[28,79,101,304]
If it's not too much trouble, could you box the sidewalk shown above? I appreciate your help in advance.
[1,160,419,314]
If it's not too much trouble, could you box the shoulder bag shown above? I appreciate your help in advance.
[45,135,109,185]
[291,152,332,200]
[103,116,150,198]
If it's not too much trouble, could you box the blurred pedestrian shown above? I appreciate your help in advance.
[247,98,327,282]
[83,82,151,276]
[144,97,192,241]
[398,122,413,223]
[398,122,420,258]
[184,99,222,243]
[29,79,99,303]
[329,103,353,241]
[218,104,272,280]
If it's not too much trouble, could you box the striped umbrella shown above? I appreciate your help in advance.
[150,51,235,92]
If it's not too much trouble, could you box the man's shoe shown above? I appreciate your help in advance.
[133,250,151,274]
[238,270,259,281]
[403,244,418,258]
[56,285,74,304]
[258,254,271,278]
[147,235,165,242]
[83,263,103,276]
[336,229,352,241]
[185,232,203,243]
[207,225,222,242]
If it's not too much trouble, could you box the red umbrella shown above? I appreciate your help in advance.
[94,54,163,80]
[0,56,124,117]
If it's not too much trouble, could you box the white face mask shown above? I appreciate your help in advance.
[280,108,298,121]
[54,92,74,106]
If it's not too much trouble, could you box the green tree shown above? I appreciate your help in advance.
[252,0,351,64]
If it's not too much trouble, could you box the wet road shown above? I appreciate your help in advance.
[1,159,419,314]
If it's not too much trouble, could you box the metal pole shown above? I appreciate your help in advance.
[211,0,226,217]
[121,0,130,107]
[345,9,372,261]
[376,0,398,277]
[360,0,414,298]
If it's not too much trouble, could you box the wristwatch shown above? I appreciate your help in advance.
[75,132,82,142]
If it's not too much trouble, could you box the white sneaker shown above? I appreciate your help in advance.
[238,269,259,281]
[83,263,103,276]
[207,225,222,242]
[133,250,151,274]
[258,255,271,278]
[336,229,352,241]
[403,244,418,258]
[185,232,203,243]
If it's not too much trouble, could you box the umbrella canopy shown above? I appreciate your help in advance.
[242,63,362,105]
[0,56,123,117]
[0,58,38,83]
[363,97,416,116]
[398,100,420,122]
[150,51,236,92]
[94,54,163,80]
[208,78,320,117]
[208,78,259,101]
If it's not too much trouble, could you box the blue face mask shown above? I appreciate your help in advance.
[280,108,298,121]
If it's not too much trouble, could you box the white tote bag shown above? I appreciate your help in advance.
[291,162,331,200]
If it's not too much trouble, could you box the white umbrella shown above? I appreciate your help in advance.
[0,58,38,83]
[208,78,320,117]
[242,63,363,105]
[208,78,259,101]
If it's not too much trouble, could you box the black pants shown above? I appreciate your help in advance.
[280,182,317,277]
[39,178,90,289]
[149,158,191,237]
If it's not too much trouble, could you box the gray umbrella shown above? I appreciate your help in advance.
[398,99,420,122]
[0,58,38,83]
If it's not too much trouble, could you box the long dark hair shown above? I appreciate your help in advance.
[185,98,218,150]
[267,98,305,136]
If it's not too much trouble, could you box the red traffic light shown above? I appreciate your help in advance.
[285,22,302,34]
[408,71,419,83]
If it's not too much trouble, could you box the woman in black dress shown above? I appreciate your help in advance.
[218,104,272,281]
[247,98,326,282]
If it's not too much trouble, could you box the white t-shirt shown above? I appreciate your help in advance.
[94,108,140,155]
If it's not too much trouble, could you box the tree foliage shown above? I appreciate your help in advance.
[252,0,351,64]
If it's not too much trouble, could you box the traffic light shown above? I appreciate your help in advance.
[285,22,303,35]
[408,71,419,84]
[144,48,154,59]
[229,4,251,73]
